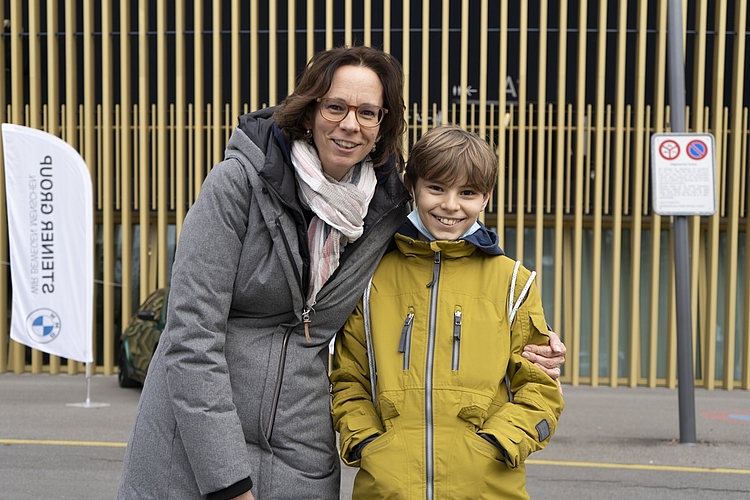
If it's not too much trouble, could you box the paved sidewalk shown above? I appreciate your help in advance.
[1,373,749,499]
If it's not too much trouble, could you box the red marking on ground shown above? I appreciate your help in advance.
[700,410,750,424]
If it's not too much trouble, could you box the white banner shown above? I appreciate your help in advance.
[2,124,94,363]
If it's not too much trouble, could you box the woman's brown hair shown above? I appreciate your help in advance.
[274,45,406,170]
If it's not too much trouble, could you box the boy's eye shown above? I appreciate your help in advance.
[461,189,477,196]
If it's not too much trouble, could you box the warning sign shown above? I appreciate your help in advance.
[650,133,716,216]
[658,140,680,160]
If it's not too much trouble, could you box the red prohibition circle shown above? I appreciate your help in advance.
[686,140,708,160]
[659,139,680,160]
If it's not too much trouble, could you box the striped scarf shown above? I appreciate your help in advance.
[291,140,377,309]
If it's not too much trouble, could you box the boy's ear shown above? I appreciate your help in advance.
[481,188,493,210]
[403,175,413,192]
[403,176,415,204]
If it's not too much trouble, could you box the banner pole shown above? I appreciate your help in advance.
[86,361,92,405]
[66,362,110,409]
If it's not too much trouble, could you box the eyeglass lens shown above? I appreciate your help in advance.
[319,99,385,127]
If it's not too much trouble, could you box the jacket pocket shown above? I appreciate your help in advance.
[443,427,509,498]
[354,427,407,499]
[378,391,402,421]
[456,392,492,428]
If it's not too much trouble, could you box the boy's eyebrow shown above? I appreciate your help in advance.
[426,178,480,190]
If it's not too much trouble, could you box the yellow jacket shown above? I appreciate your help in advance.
[331,229,564,499]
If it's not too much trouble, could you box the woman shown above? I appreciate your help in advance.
[117,46,564,500]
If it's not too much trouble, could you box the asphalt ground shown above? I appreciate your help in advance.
[1,373,749,499]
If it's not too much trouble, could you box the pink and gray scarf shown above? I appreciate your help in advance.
[291,140,377,309]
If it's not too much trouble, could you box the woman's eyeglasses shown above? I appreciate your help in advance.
[316,98,388,128]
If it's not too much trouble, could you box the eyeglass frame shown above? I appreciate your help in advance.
[315,98,388,128]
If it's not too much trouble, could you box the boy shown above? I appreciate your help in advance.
[330,125,564,499]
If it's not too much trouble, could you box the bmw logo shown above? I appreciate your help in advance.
[26,308,62,343]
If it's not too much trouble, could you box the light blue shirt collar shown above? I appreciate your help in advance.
[407,209,481,241]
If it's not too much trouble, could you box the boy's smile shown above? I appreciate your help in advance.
[408,175,490,241]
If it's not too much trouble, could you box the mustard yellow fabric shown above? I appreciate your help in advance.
[331,234,564,499]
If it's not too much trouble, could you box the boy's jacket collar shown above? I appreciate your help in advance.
[396,220,505,256]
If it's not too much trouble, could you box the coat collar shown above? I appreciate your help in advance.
[395,220,505,257]
[236,106,409,231]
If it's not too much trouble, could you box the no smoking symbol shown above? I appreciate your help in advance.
[659,140,680,160]
[687,140,708,160]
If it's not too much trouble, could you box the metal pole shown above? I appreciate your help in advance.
[667,0,697,445]
[86,362,92,405]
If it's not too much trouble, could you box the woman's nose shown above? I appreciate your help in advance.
[338,110,360,131]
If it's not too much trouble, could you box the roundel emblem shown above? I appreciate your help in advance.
[26,308,62,343]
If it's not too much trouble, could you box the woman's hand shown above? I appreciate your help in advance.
[522,329,566,379]
[232,491,255,500]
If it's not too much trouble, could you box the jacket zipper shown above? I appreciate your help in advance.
[398,311,414,370]
[223,157,306,442]
[266,219,306,441]
[452,309,462,371]
[425,251,441,500]
[302,307,312,342]
[265,324,294,440]
[262,167,409,443]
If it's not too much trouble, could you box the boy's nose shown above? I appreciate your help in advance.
[441,193,460,211]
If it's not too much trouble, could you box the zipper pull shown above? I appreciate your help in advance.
[398,313,414,353]
[452,310,462,371]
[303,307,311,343]
[453,311,462,341]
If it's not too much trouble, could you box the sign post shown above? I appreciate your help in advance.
[651,131,716,443]
[651,129,716,446]
[661,0,719,445]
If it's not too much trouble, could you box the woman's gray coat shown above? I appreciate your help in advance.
[117,107,410,499]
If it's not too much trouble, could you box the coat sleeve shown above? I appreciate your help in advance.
[480,272,564,468]
[330,299,386,467]
[162,159,255,495]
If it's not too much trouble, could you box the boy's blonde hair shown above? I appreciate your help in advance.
[405,125,498,194]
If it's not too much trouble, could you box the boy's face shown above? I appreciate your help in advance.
[407,175,491,241]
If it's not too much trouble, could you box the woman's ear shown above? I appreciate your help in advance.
[303,105,315,131]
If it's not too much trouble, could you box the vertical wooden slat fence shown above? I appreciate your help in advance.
[0,0,748,391]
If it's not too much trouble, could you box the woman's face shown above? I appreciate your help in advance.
[311,65,383,181]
